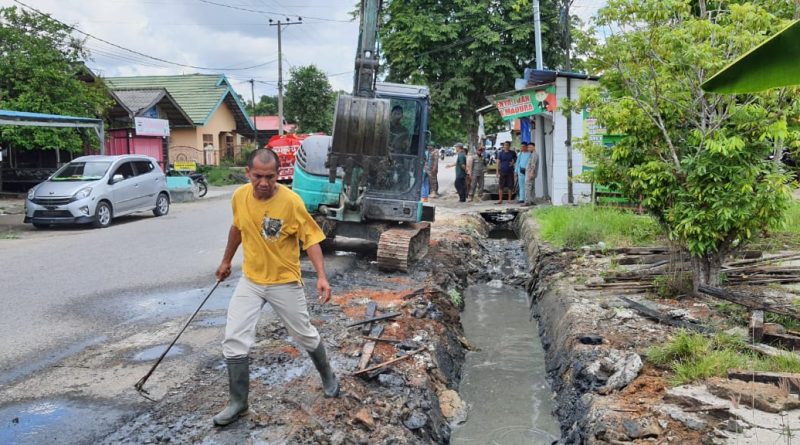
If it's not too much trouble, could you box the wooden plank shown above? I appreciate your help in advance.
[620,297,714,333]
[358,325,384,370]
[723,253,800,271]
[744,342,800,361]
[361,301,378,335]
[764,332,800,351]
[351,347,427,376]
[617,254,672,265]
[750,310,765,342]
[346,311,402,327]
[361,336,401,343]
[698,285,800,320]
[728,369,800,394]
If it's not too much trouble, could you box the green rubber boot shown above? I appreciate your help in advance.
[212,356,249,426]
[307,342,340,397]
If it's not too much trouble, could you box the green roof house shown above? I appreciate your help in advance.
[104,74,254,165]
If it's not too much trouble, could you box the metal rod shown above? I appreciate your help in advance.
[134,280,222,397]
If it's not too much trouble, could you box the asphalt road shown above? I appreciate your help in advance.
[0,189,241,376]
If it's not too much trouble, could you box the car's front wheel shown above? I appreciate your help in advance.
[153,193,170,216]
[93,201,113,228]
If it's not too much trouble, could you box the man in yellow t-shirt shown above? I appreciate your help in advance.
[212,148,338,426]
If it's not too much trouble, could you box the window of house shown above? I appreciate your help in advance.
[203,134,214,148]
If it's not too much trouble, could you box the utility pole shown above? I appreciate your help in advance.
[533,0,550,200]
[249,78,258,148]
[562,0,574,204]
[269,17,302,136]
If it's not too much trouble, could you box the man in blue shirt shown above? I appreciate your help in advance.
[495,141,517,204]
[454,143,468,202]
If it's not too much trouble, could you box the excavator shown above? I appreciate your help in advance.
[292,0,434,272]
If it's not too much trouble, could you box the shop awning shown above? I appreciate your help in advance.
[702,20,800,93]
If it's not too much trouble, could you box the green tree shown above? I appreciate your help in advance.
[0,6,111,152]
[246,95,278,116]
[575,0,798,290]
[379,0,576,147]
[283,65,335,133]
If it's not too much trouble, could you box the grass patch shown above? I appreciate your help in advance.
[532,205,662,249]
[202,166,247,187]
[647,330,800,385]
[447,288,462,306]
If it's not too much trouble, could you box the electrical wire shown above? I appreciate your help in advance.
[195,0,352,23]
[13,0,283,72]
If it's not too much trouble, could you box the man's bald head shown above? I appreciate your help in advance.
[247,148,280,169]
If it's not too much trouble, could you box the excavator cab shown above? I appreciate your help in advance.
[290,1,432,271]
[292,83,433,271]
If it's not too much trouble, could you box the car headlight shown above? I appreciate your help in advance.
[72,186,93,201]
[27,187,37,200]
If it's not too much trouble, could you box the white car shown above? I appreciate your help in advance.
[25,154,170,229]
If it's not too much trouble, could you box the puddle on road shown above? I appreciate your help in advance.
[131,344,188,362]
[0,399,127,445]
[121,285,234,325]
[452,232,560,444]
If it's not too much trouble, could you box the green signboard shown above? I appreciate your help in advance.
[493,85,557,121]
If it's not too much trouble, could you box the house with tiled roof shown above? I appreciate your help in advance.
[104,74,254,166]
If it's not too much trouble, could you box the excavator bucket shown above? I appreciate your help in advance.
[328,94,392,181]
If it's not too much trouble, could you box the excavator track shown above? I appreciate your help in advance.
[376,222,431,272]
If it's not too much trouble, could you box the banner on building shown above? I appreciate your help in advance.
[134,117,170,137]
[490,85,557,121]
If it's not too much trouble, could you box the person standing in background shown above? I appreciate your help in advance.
[428,144,439,198]
[515,143,530,204]
[524,142,539,206]
[495,141,517,204]
[469,146,488,201]
[421,146,431,202]
[448,143,468,202]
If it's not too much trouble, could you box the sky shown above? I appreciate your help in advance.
[0,0,605,105]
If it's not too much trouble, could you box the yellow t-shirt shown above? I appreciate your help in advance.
[232,183,325,285]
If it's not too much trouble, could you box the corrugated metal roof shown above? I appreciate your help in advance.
[104,74,253,131]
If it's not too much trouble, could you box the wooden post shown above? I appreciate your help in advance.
[751,310,765,342]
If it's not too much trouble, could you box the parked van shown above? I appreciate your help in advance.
[24,155,170,229]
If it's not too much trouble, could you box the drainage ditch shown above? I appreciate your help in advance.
[451,212,560,444]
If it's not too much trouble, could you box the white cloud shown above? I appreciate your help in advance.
[1,0,359,100]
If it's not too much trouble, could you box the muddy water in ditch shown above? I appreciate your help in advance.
[451,232,560,444]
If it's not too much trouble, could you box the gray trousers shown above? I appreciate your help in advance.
[222,277,321,358]
[525,177,536,204]
[470,172,485,199]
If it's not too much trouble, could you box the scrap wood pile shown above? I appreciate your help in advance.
[576,247,800,359]
[339,286,453,379]
[578,249,800,292]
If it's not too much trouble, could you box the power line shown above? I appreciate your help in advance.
[195,0,352,23]
[13,0,281,72]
